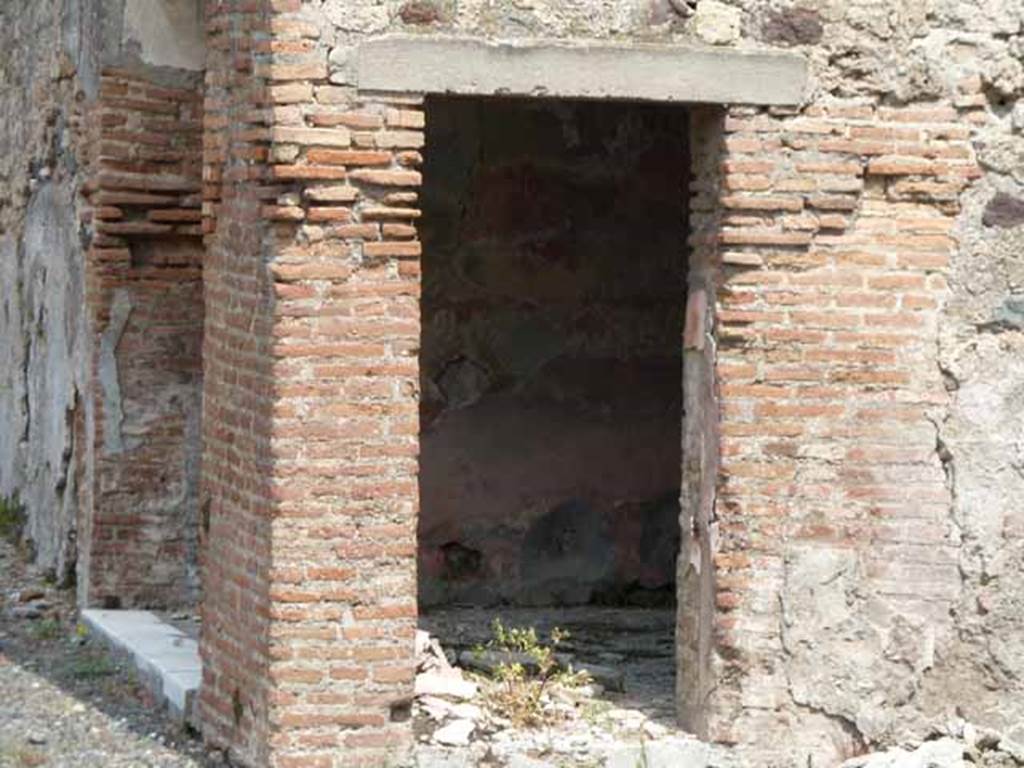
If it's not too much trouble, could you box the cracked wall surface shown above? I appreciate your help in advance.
[300,0,1024,764]
[3,0,1023,765]
[0,0,94,583]
[0,0,205,606]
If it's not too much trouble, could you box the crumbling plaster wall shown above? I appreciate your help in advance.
[0,0,205,600]
[298,0,1024,760]
[77,66,206,612]
[927,101,1024,737]
[122,0,205,72]
[0,0,100,582]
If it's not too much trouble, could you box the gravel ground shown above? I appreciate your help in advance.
[0,536,217,768]
[0,529,707,768]
[1,529,1016,768]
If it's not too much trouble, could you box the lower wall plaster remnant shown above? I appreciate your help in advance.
[920,110,1024,746]
[0,183,85,585]
[99,291,133,456]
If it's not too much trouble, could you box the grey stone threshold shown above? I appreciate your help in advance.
[81,609,201,725]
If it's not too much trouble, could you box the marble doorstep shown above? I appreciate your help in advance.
[81,609,201,724]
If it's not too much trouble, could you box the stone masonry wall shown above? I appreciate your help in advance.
[6,16,1015,765]
[6,1,1021,767]
[0,0,962,765]
[263,0,1022,765]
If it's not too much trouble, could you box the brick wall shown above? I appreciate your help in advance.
[259,3,423,760]
[200,2,421,765]
[79,66,204,609]
[189,4,999,764]
[703,95,980,760]
[198,0,276,763]
[2,1,1015,764]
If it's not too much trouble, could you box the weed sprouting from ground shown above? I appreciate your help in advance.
[0,495,24,544]
[475,618,590,728]
[30,618,62,641]
[70,652,117,680]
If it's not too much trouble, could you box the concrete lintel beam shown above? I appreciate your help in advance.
[357,36,807,106]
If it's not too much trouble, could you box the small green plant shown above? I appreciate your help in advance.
[70,652,116,680]
[75,622,90,640]
[31,617,62,641]
[580,698,613,725]
[477,619,590,728]
[0,494,24,543]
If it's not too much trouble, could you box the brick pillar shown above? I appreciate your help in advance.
[199,2,421,765]
[198,1,277,762]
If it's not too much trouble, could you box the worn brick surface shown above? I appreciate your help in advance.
[701,101,978,756]
[198,1,276,764]
[79,67,205,610]
[5,1,1024,767]
[199,2,419,765]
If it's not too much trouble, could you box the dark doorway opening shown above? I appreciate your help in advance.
[417,93,691,723]
[418,96,689,615]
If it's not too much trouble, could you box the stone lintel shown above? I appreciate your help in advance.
[358,36,807,106]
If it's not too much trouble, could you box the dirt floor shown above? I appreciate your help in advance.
[0,524,712,768]
[0,536,216,768]
[3,531,1015,768]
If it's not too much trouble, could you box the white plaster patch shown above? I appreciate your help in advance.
[693,1,741,46]
[123,0,204,71]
